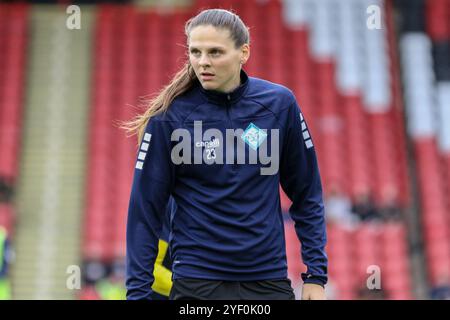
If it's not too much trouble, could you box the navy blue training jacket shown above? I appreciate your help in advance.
[126,70,327,300]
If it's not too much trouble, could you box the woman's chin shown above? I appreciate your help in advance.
[201,82,218,91]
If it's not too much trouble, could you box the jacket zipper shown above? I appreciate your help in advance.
[225,94,232,128]
[225,94,237,173]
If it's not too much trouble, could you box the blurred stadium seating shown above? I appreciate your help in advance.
[0,0,449,300]
[398,0,450,288]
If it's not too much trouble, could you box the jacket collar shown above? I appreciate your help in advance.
[198,69,249,105]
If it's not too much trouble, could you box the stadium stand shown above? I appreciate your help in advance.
[398,0,450,288]
[0,0,448,300]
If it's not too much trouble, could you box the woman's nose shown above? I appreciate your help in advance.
[199,54,211,66]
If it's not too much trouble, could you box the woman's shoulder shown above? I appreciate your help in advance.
[246,76,297,110]
[155,85,204,123]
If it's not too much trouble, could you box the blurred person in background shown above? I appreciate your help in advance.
[82,259,108,299]
[430,272,450,300]
[0,226,12,299]
[0,177,13,203]
[351,188,381,222]
[325,184,359,230]
[96,258,127,300]
[123,8,327,300]
[378,184,402,222]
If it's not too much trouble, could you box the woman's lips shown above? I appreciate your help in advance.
[201,73,215,80]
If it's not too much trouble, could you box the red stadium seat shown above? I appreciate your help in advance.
[426,0,449,41]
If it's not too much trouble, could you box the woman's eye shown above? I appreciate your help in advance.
[210,50,221,56]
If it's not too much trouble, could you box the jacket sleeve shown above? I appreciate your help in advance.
[125,118,175,300]
[279,100,328,287]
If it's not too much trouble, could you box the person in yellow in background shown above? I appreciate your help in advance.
[96,274,127,300]
[96,199,175,300]
[95,257,128,300]
[0,226,12,300]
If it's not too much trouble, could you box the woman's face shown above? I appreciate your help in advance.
[188,25,249,93]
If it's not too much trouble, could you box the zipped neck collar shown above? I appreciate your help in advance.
[197,69,249,105]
